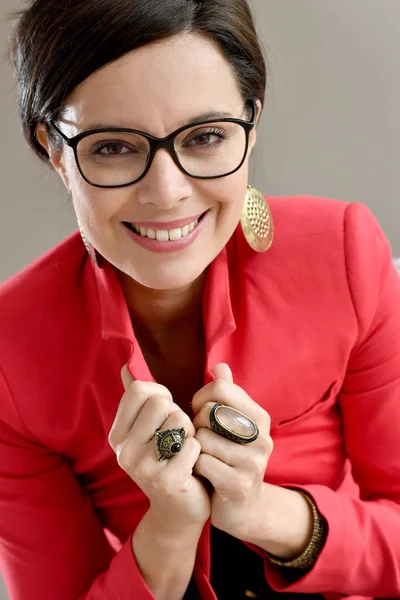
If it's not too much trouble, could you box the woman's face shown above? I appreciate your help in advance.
[43,34,258,290]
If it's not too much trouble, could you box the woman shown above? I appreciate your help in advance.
[1,0,399,599]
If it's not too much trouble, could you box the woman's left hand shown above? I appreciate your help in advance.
[192,363,274,541]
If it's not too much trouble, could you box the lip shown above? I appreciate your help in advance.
[123,210,210,254]
[129,212,205,231]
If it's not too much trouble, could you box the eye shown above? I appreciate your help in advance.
[91,140,135,156]
[184,128,226,147]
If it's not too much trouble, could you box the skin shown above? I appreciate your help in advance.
[37,33,313,600]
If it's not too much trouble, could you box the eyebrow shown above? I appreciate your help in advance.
[77,110,236,133]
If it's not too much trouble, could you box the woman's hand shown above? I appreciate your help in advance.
[192,363,274,541]
[108,365,211,530]
[109,368,210,600]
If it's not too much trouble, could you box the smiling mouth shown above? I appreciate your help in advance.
[123,211,208,241]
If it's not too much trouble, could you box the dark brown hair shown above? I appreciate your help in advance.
[9,0,266,162]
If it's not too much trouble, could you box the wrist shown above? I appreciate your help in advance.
[243,484,314,560]
[266,490,328,569]
[144,506,205,549]
[132,509,204,600]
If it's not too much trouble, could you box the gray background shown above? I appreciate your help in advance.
[0,1,399,597]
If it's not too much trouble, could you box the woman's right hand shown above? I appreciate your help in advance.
[108,364,211,530]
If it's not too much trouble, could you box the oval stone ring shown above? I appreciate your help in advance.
[209,404,259,444]
[155,427,186,461]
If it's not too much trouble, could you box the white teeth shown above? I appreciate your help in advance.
[156,230,169,242]
[169,228,182,241]
[130,216,202,241]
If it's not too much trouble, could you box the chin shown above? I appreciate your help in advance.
[123,261,208,291]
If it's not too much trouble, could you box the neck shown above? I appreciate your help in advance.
[117,271,206,359]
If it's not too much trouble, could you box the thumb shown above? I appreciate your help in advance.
[121,364,135,390]
[212,362,234,383]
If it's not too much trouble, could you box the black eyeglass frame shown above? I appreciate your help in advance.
[48,100,256,189]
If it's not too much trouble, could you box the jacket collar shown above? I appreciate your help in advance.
[91,244,237,350]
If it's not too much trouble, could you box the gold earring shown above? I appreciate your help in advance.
[240,185,274,252]
[77,220,99,267]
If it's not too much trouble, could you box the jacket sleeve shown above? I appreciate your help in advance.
[264,202,400,596]
[0,368,157,600]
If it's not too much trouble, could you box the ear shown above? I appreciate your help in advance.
[254,99,263,127]
[36,122,71,190]
[248,99,263,152]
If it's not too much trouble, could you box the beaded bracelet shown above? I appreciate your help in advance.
[266,491,328,569]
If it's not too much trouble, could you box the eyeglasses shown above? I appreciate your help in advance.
[48,101,256,189]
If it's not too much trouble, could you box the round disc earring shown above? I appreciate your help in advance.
[240,185,274,253]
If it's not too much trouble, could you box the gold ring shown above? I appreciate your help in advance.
[209,404,259,444]
[155,427,185,461]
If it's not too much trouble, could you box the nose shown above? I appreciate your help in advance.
[136,148,192,210]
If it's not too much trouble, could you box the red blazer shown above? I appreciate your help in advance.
[0,196,400,600]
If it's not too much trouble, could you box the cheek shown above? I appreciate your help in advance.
[62,151,82,188]
[70,174,130,227]
[211,168,248,221]
[62,152,106,217]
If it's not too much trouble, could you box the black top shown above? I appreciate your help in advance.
[184,526,325,600]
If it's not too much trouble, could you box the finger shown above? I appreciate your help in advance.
[193,398,270,439]
[195,427,244,467]
[109,383,173,449]
[193,401,217,431]
[114,395,181,472]
[121,364,134,390]
[160,410,196,439]
[163,436,202,476]
[192,379,270,430]
[134,435,202,486]
[194,451,237,495]
[130,394,181,446]
[212,363,234,383]
[194,451,258,503]
[195,426,272,473]
[132,434,201,485]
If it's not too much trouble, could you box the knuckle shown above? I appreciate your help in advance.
[185,436,202,461]
[182,417,196,438]
[140,381,173,400]
[136,464,153,487]
[212,379,228,399]
[148,394,171,413]
[177,409,192,426]
[116,442,132,471]
[108,425,123,451]
[189,436,201,453]
[155,384,173,400]
[255,458,268,479]
[108,430,116,450]
[243,452,265,480]
[191,390,200,410]
[154,473,175,496]
[193,453,202,471]
[129,379,145,394]
[195,428,210,450]
[199,402,214,421]
[263,412,272,429]
[127,380,172,400]
[235,477,253,497]
[194,427,206,442]
[258,434,273,455]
